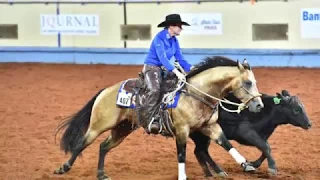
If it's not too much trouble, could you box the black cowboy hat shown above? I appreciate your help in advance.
[157,14,190,28]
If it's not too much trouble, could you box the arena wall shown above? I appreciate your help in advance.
[1,0,320,49]
[0,0,319,67]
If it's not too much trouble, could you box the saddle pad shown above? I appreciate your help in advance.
[116,80,182,109]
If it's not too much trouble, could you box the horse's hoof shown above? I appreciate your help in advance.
[242,163,256,172]
[53,167,66,175]
[53,163,71,175]
[97,173,111,180]
[97,177,111,180]
[268,168,277,176]
[217,171,228,178]
[97,176,111,180]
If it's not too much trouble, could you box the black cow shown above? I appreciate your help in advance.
[190,90,312,177]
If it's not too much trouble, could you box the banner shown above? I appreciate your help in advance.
[301,8,320,39]
[40,14,99,35]
[180,13,222,35]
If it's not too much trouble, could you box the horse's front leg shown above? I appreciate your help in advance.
[175,125,190,180]
[201,123,255,172]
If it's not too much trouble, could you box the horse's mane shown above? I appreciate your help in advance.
[186,56,239,79]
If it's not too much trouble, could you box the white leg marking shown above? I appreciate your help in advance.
[229,148,246,165]
[178,163,187,180]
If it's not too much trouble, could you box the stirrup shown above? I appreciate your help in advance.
[147,117,162,133]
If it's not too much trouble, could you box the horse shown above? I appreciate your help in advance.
[189,89,312,177]
[53,56,264,180]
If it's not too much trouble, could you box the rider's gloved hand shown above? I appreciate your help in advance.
[172,68,186,82]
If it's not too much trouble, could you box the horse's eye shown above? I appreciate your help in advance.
[244,80,252,87]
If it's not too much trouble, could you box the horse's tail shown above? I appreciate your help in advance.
[55,88,105,155]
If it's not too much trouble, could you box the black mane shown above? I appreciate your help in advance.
[186,56,239,79]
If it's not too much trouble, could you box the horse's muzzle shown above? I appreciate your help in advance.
[256,103,263,111]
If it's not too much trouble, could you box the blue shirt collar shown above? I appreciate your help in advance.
[161,29,174,40]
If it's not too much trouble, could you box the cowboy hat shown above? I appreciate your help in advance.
[157,14,190,27]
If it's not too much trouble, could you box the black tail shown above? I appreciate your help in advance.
[55,88,104,155]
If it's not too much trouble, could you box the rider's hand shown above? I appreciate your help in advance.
[172,68,186,81]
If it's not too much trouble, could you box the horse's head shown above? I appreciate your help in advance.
[227,59,264,113]
[275,90,312,130]
[186,56,263,113]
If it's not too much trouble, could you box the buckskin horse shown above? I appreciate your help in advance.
[190,90,312,177]
[53,56,264,180]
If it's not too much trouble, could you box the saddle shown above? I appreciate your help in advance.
[122,70,181,137]
[123,70,179,94]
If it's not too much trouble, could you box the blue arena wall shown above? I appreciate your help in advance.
[0,47,320,67]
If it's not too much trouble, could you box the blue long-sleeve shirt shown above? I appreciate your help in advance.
[144,29,192,72]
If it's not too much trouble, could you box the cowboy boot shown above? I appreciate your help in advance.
[144,88,161,134]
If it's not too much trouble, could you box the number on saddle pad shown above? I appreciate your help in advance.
[116,92,133,107]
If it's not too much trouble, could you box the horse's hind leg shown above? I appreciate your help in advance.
[54,109,121,175]
[54,127,102,174]
[194,148,212,177]
[97,119,134,180]
[201,150,228,177]
[54,124,106,175]
[190,131,227,178]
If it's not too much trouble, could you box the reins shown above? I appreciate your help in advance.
[162,62,261,114]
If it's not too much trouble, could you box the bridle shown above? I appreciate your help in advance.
[165,61,262,114]
[218,84,262,113]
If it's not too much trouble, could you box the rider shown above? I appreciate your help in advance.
[142,14,194,134]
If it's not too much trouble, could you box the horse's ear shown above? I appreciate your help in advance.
[281,90,291,97]
[237,60,245,71]
[243,58,247,64]
[243,58,251,70]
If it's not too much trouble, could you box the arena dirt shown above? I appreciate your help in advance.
[1,63,319,180]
